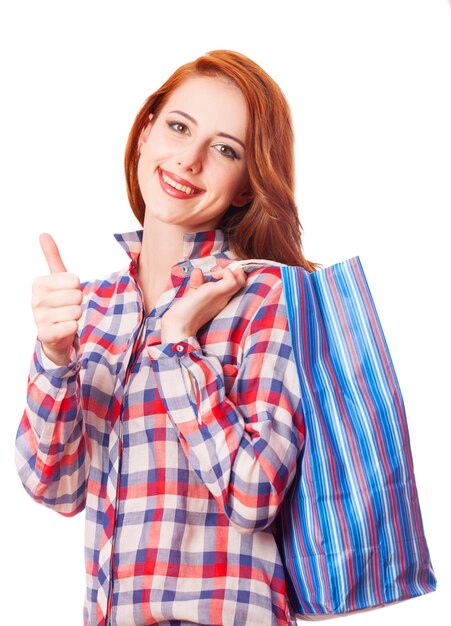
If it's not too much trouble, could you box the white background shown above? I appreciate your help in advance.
[1,1,449,624]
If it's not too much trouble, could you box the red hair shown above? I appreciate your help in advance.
[124,50,321,272]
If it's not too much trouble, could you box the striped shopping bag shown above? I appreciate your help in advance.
[273,256,437,618]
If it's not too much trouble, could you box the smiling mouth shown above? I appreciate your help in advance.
[158,168,204,196]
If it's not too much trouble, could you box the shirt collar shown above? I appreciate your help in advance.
[113,228,231,265]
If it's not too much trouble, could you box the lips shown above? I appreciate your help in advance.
[158,167,205,199]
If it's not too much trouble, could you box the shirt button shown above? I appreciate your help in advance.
[180,265,190,274]
[173,343,185,353]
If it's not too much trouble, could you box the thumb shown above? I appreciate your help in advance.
[39,232,68,274]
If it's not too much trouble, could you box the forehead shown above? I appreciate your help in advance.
[162,75,248,135]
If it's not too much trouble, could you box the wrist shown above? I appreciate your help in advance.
[160,321,195,344]
[41,344,72,366]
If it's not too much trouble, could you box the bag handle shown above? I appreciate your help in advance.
[222,258,286,272]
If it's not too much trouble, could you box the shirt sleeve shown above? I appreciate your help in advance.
[147,275,305,535]
[15,334,90,516]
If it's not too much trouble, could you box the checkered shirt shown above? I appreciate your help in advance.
[15,228,304,626]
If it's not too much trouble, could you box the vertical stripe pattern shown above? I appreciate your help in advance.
[275,258,437,617]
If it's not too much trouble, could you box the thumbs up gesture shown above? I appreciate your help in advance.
[31,233,83,366]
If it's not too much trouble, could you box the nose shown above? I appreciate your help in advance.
[176,142,204,175]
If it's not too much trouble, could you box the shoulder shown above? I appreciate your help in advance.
[241,266,285,317]
[213,261,287,332]
[244,264,283,288]
[77,267,133,318]
[237,261,285,305]
[79,266,130,297]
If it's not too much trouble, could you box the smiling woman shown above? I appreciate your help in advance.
[15,49,435,626]
[17,49,322,626]
[124,50,319,271]
[135,75,252,235]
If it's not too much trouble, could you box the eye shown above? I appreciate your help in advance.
[214,144,239,160]
[167,121,188,134]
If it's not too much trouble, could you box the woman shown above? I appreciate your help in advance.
[16,50,320,626]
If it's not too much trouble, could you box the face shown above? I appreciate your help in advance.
[137,75,252,232]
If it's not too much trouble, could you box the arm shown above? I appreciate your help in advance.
[15,335,89,517]
[147,276,304,534]
[16,234,91,516]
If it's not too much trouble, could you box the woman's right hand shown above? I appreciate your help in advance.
[32,233,83,366]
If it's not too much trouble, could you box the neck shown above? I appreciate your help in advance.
[136,217,185,296]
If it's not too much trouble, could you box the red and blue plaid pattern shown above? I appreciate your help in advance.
[15,228,304,626]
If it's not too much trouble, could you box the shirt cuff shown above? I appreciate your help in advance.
[34,336,82,380]
[147,334,224,432]
[147,335,202,360]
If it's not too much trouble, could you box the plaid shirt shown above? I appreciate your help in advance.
[15,228,304,626]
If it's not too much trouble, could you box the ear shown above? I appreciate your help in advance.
[139,113,154,145]
[231,187,254,208]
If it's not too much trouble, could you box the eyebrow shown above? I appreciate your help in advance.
[168,110,246,151]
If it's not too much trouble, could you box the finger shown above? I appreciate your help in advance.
[39,232,68,274]
[43,304,83,324]
[39,320,79,345]
[40,288,84,308]
[223,266,247,285]
[225,268,247,292]
[187,268,205,289]
[32,273,81,292]
[211,267,246,295]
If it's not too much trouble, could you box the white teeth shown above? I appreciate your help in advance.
[161,171,197,195]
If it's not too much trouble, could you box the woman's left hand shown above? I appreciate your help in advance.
[161,260,247,343]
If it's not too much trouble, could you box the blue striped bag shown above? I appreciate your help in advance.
[231,256,437,620]
[278,257,437,619]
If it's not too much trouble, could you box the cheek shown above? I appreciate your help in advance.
[137,160,156,201]
[211,165,245,197]
[225,169,248,198]
[136,158,147,191]
[137,148,157,183]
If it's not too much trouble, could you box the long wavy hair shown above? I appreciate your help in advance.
[124,50,322,272]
